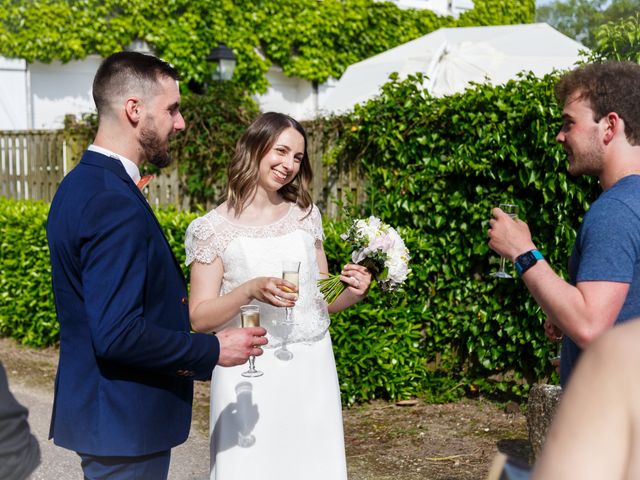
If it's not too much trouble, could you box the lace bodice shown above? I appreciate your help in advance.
[185,204,330,346]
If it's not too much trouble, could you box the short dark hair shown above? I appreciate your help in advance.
[227,112,313,215]
[92,51,179,116]
[555,61,640,145]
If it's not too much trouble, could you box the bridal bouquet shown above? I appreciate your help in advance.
[319,216,410,304]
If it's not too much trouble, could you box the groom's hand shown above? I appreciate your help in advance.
[216,327,268,367]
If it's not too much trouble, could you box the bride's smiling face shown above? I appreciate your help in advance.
[257,127,305,192]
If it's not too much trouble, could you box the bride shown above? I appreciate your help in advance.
[184,112,371,479]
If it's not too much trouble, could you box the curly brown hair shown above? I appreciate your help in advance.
[226,112,313,216]
[555,61,640,145]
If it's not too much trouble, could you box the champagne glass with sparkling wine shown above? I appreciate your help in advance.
[240,305,263,377]
[275,260,300,361]
[490,203,519,279]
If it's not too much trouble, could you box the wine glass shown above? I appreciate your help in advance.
[490,203,519,279]
[275,260,300,361]
[240,305,263,377]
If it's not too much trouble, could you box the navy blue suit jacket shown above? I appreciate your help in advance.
[46,150,219,456]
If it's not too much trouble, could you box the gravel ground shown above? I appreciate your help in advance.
[1,337,531,479]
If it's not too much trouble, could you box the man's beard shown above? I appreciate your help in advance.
[140,125,172,169]
[566,129,603,177]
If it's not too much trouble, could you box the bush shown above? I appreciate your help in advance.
[2,67,604,402]
[0,199,430,403]
[0,199,202,347]
[328,71,600,397]
[0,198,57,346]
[172,84,260,207]
[323,220,427,404]
[588,14,640,63]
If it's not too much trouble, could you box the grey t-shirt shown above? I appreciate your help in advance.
[561,175,640,385]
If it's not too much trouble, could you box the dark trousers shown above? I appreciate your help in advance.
[78,450,171,480]
[0,362,41,480]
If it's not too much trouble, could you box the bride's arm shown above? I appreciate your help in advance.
[316,244,371,314]
[189,259,297,333]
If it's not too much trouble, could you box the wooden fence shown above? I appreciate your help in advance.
[0,129,364,216]
[0,131,71,202]
[305,125,365,218]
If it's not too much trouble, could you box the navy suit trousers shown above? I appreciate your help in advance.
[79,450,171,480]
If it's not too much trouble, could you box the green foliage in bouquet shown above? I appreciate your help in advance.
[319,216,410,305]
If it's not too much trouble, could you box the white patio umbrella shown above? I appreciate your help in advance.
[426,41,505,96]
[319,23,587,115]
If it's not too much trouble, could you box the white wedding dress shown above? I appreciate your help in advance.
[185,203,347,480]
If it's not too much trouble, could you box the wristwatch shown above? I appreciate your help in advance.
[514,249,544,277]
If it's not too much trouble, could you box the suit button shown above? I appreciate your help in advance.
[181,297,188,305]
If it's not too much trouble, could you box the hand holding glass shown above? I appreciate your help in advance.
[275,260,300,361]
[240,305,263,377]
[490,203,519,279]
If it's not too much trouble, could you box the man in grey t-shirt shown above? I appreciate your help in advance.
[488,61,640,386]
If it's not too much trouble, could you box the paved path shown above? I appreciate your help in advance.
[10,381,210,480]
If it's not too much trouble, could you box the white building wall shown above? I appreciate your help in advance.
[0,58,28,130]
[375,0,473,17]
[255,67,339,121]
[29,56,101,129]
[255,67,315,120]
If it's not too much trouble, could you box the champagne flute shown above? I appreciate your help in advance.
[490,203,519,279]
[240,305,263,377]
[275,260,300,361]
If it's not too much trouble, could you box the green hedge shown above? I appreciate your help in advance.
[0,72,603,402]
[325,71,601,398]
[0,198,57,346]
[0,195,566,406]
[0,199,202,346]
[0,198,431,403]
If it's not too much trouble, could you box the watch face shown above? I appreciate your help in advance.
[516,251,540,275]
[519,251,537,270]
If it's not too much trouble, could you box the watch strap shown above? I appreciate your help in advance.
[515,249,544,277]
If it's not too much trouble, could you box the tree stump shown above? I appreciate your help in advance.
[527,383,562,462]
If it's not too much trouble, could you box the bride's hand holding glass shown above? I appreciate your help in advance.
[246,277,298,307]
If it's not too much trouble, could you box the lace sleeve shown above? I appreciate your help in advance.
[184,215,221,266]
[304,204,325,248]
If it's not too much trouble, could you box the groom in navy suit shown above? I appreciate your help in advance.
[46,52,267,479]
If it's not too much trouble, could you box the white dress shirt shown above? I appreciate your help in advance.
[87,145,141,184]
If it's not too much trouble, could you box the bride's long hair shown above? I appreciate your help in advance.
[226,112,313,216]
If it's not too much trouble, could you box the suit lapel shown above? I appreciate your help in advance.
[80,152,186,286]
